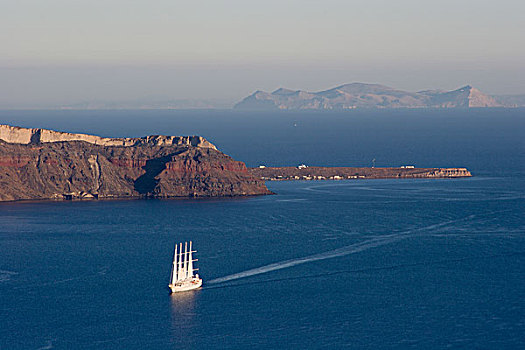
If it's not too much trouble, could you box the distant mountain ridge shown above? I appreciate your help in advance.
[494,94,525,107]
[235,83,508,110]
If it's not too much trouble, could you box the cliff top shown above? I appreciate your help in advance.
[0,124,217,149]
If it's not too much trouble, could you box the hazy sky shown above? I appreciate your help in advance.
[1,0,524,107]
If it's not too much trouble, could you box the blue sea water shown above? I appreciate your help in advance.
[0,109,524,349]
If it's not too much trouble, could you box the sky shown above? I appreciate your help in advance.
[1,0,524,108]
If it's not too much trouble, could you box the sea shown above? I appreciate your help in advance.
[0,109,524,349]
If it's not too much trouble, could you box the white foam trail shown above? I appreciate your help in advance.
[208,237,399,284]
[36,340,54,350]
[208,214,480,284]
[0,270,18,283]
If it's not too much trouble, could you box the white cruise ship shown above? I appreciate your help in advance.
[169,241,202,293]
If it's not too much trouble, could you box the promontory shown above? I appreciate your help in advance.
[0,124,271,201]
[0,125,472,202]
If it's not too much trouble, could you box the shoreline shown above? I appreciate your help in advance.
[0,192,273,204]
[249,166,472,181]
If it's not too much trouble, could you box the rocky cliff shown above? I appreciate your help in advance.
[0,124,217,148]
[0,125,271,201]
[235,83,504,110]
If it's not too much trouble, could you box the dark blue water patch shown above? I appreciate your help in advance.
[0,109,524,348]
[1,175,524,349]
[1,108,524,175]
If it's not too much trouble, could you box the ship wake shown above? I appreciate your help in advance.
[207,213,495,285]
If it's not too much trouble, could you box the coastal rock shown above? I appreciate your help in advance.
[0,124,217,149]
[0,125,271,201]
[419,85,502,108]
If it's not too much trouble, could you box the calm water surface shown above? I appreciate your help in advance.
[0,109,524,348]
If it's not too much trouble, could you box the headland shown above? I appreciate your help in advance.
[250,166,471,181]
[0,124,472,202]
[0,124,271,202]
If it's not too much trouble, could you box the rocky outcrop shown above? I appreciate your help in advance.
[419,85,502,108]
[235,83,504,110]
[0,124,217,149]
[0,125,270,202]
[423,168,472,178]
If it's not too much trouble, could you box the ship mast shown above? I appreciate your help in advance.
[183,242,189,279]
[177,242,183,282]
[170,243,178,285]
[188,241,194,278]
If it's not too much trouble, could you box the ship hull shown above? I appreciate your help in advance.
[169,279,202,293]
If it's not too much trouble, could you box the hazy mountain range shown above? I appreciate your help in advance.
[58,98,234,110]
[235,83,525,110]
[3,83,524,110]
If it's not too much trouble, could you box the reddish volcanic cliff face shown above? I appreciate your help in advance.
[0,126,271,201]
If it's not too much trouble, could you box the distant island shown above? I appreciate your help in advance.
[0,125,472,202]
[235,83,523,110]
[7,83,523,110]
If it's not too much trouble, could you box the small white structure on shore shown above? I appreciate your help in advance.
[297,164,308,169]
[258,165,266,169]
[401,165,415,168]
